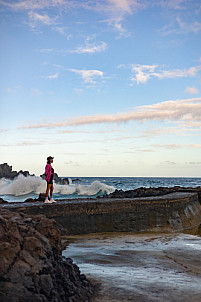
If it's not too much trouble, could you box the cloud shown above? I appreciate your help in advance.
[108,0,134,14]
[64,160,81,166]
[0,0,67,11]
[46,72,59,79]
[128,64,201,84]
[100,16,129,36]
[152,144,183,150]
[185,86,199,95]
[176,17,201,34]
[158,0,189,10]
[70,41,107,54]
[152,143,201,150]
[98,0,142,35]
[125,149,155,153]
[0,129,9,133]
[20,97,201,129]
[28,11,56,26]
[141,124,201,138]
[64,152,86,156]
[160,17,201,36]
[69,69,104,83]
[37,48,54,53]
[52,26,72,39]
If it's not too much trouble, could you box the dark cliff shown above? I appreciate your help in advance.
[0,163,32,179]
[0,209,94,302]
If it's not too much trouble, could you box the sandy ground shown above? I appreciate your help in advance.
[63,233,201,302]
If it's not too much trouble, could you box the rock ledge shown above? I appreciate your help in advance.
[0,209,94,302]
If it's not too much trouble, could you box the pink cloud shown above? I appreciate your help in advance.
[20,97,201,129]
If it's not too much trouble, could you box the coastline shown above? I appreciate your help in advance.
[1,184,201,301]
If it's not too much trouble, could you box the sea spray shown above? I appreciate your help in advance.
[0,174,115,198]
[0,174,46,196]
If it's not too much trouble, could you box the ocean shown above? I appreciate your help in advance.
[0,174,200,202]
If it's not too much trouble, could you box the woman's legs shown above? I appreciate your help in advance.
[45,183,55,202]
[45,184,52,198]
[50,184,53,198]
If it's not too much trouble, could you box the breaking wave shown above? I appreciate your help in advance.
[0,174,115,198]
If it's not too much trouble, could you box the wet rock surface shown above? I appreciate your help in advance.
[108,186,201,200]
[0,209,94,302]
[64,233,201,302]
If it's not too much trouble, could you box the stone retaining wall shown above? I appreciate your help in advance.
[2,192,201,235]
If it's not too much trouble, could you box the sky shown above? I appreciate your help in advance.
[0,0,201,177]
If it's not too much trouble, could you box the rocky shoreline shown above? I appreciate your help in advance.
[0,163,75,185]
[1,185,199,204]
[0,209,94,302]
[107,186,201,199]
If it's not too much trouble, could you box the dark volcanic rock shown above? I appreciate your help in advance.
[72,178,81,183]
[40,172,70,185]
[107,186,201,199]
[0,163,33,179]
[0,198,8,204]
[38,193,46,201]
[0,209,94,302]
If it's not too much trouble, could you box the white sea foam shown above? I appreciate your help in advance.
[0,175,115,197]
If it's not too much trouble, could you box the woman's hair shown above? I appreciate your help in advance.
[47,156,53,164]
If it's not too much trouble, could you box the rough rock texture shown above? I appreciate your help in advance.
[0,209,94,302]
[108,186,201,201]
[0,163,32,179]
[0,198,8,204]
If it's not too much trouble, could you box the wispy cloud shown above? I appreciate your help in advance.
[20,97,201,129]
[0,129,9,133]
[176,17,201,34]
[125,149,156,153]
[70,41,107,54]
[126,64,201,84]
[0,0,67,11]
[69,69,104,84]
[152,144,183,150]
[160,17,201,36]
[98,0,143,36]
[158,0,189,10]
[185,86,199,95]
[46,72,59,79]
[141,125,201,138]
[152,143,201,150]
[0,0,143,36]
[28,11,56,27]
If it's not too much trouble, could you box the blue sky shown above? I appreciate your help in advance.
[0,0,201,177]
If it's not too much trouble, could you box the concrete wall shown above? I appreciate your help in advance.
[3,192,201,235]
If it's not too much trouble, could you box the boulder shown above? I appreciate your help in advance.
[0,163,33,179]
[38,193,46,201]
[0,209,94,302]
[0,198,8,204]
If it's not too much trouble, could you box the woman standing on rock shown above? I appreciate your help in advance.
[44,156,56,203]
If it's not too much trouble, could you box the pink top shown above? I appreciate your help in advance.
[45,164,54,182]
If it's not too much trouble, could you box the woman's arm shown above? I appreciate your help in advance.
[45,164,51,182]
